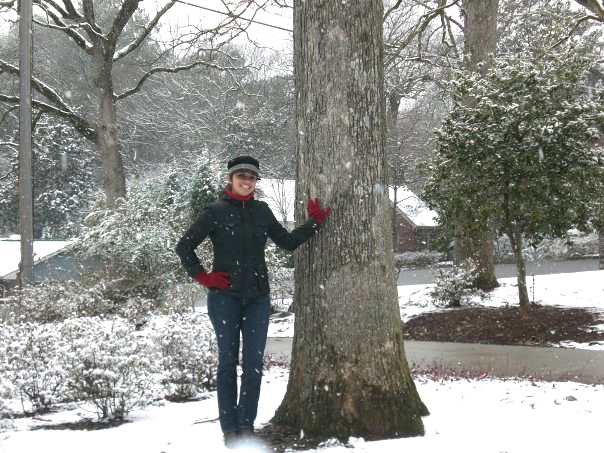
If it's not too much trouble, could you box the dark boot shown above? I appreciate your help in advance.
[239,427,255,442]
[223,431,240,449]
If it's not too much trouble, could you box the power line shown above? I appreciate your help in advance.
[173,0,292,33]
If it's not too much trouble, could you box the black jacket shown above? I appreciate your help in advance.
[175,193,319,299]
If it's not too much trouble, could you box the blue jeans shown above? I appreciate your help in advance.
[207,292,271,434]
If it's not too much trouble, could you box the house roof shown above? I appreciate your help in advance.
[256,179,438,227]
[389,186,438,227]
[0,238,74,280]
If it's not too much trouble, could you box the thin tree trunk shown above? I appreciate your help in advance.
[599,227,604,270]
[507,222,530,307]
[388,94,402,252]
[273,0,427,439]
[455,0,499,290]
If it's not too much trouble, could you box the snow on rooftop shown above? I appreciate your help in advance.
[389,186,438,227]
[0,238,74,279]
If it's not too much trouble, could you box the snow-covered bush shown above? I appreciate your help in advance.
[395,251,446,270]
[58,317,161,420]
[494,231,598,263]
[76,159,223,303]
[1,280,112,324]
[266,244,294,306]
[115,295,157,328]
[0,395,13,432]
[0,119,95,239]
[150,312,218,401]
[0,322,68,414]
[159,284,205,315]
[431,260,485,308]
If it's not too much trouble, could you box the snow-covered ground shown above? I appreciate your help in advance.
[1,270,603,453]
[270,270,604,350]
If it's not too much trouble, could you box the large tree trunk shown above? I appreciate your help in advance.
[97,70,127,208]
[454,0,500,290]
[273,0,427,439]
[453,226,498,290]
[84,0,129,209]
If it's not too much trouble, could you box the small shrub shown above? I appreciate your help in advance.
[266,244,295,306]
[150,312,218,401]
[0,395,14,432]
[158,283,205,315]
[115,295,158,328]
[2,280,112,324]
[395,251,446,270]
[58,317,161,420]
[431,260,486,308]
[0,322,67,414]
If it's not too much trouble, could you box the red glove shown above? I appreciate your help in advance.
[306,197,331,225]
[194,271,230,289]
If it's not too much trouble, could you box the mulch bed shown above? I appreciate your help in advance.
[403,304,604,346]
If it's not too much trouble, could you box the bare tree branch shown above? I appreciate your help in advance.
[0,58,97,141]
[384,0,462,70]
[0,104,19,126]
[0,93,97,142]
[574,0,604,22]
[115,58,244,101]
[384,0,405,23]
[548,14,596,50]
[0,0,16,9]
[60,0,83,19]
[32,3,93,52]
[114,0,176,61]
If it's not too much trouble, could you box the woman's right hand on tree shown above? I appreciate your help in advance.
[306,197,331,225]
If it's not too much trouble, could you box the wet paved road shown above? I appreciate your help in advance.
[264,259,604,384]
[265,338,604,384]
[397,258,600,286]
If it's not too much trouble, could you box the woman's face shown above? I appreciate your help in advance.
[228,171,257,197]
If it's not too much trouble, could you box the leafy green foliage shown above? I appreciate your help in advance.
[424,45,604,246]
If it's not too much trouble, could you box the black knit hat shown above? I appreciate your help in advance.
[227,155,260,179]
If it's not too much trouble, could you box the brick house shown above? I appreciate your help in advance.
[389,186,438,253]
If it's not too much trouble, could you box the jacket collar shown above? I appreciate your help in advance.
[221,188,254,204]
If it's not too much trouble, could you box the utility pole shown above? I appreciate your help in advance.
[18,0,34,287]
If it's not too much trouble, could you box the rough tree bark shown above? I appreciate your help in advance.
[272,0,428,439]
[454,0,499,290]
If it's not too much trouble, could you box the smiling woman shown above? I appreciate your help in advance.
[174,154,330,449]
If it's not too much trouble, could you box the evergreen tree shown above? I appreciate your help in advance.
[424,44,604,306]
